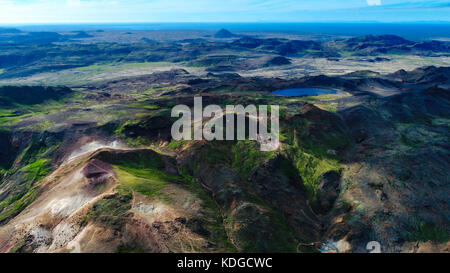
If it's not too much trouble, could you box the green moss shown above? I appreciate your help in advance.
[316,102,338,113]
[0,110,34,126]
[296,129,348,159]
[178,166,235,251]
[128,103,160,111]
[103,150,181,201]
[287,146,341,201]
[89,188,132,227]
[0,156,52,223]
[279,115,345,200]
[0,92,82,128]
[299,92,350,102]
[407,221,449,243]
[25,120,53,131]
[0,168,5,185]
[114,109,173,147]
[20,158,51,182]
[229,200,308,253]
[8,240,27,253]
[0,187,38,223]
[166,140,188,150]
[113,167,172,201]
[99,148,234,251]
[231,140,275,181]
[18,136,60,166]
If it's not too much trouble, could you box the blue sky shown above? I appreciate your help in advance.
[0,0,448,24]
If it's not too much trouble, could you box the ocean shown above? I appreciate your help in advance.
[6,22,450,41]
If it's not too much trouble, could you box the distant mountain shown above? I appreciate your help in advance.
[347,35,413,47]
[330,34,450,56]
[0,28,22,34]
[0,31,64,45]
[331,35,413,53]
[70,31,93,39]
[214,29,237,38]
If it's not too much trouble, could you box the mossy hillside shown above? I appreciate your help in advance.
[95,149,166,170]
[128,103,160,111]
[123,152,233,250]
[285,146,341,200]
[168,111,344,202]
[166,139,188,150]
[113,167,175,201]
[87,186,133,229]
[0,90,84,128]
[177,166,236,251]
[296,92,351,103]
[226,195,313,253]
[94,149,179,200]
[0,168,5,185]
[95,149,235,251]
[114,109,174,147]
[406,220,449,243]
[178,142,308,252]
[0,187,38,223]
[0,132,59,224]
[21,158,51,182]
[281,134,343,201]
[0,158,50,223]
[231,140,275,181]
[18,135,61,166]
[185,140,276,181]
[279,115,346,201]
[0,109,35,127]
[180,157,308,252]
[229,209,299,252]
[284,113,350,158]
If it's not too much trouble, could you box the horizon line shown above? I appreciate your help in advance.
[2,21,450,26]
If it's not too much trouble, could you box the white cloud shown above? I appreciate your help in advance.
[367,0,382,6]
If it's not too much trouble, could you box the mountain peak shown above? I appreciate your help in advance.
[214,29,236,38]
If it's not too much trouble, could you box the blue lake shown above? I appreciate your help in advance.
[272,88,341,97]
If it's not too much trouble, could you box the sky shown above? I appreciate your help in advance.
[0,0,448,24]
